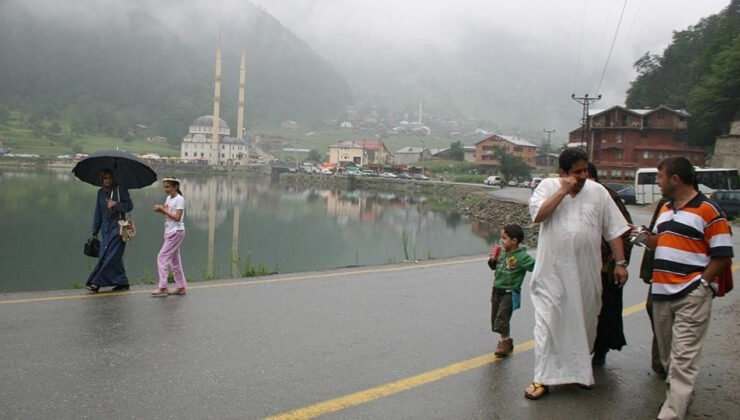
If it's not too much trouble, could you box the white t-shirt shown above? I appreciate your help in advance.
[163,194,185,234]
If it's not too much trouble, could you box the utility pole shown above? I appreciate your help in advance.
[571,93,601,161]
[543,128,555,175]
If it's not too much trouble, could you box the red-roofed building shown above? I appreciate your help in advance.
[568,105,705,182]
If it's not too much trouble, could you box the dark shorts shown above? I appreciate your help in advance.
[491,288,513,335]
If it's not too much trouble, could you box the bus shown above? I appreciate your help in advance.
[634,167,740,204]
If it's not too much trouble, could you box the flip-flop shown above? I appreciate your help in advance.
[524,382,549,400]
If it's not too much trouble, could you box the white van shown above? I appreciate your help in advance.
[484,176,502,186]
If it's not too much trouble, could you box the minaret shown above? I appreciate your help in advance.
[418,99,423,124]
[236,51,246,140]
[210,41,223,165]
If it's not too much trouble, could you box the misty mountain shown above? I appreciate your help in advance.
[0,0,352,142]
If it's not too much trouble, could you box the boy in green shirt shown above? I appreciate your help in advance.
[487,224,536,357]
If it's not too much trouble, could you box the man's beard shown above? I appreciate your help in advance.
[572,179,586,194]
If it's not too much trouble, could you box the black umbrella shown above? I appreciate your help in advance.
[72,150,158,189]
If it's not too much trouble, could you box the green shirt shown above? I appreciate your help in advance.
[491,247,536,291]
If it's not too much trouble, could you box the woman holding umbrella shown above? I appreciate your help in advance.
[86,169,134,292]
[74,150,157,292]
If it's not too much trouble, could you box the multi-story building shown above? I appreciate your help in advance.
[475,134,538,168]
[328,140,392,167]
[568,105,705,182]
[180,115,249,165]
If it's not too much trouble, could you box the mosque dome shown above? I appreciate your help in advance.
[191,115,230,130]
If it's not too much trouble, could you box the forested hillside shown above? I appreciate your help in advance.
[626,0,739,146]
[0,0,351,144]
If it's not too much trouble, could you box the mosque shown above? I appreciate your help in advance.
[180,43,250,165]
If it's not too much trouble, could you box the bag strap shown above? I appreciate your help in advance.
[112,186,126,220]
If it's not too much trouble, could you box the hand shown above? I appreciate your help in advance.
[106,199,117,211]
[490,245,501,259]
[559,176,577,193]
[153,204,162,212]
[613,266,628,287]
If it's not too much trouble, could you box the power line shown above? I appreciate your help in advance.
[571,94,601,161]
[596,0,629,93]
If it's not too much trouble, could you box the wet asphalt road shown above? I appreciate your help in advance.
[1,188,738,419]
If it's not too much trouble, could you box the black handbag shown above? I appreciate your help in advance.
[84,236,100,258]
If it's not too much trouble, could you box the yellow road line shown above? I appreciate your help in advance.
[0,257,486,305]
[264,296,715,419]
[267,341,537,420]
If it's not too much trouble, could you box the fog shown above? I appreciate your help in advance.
[6,0,731,143]
[254,0,729,142]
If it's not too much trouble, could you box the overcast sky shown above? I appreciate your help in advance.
[254,0,729,135]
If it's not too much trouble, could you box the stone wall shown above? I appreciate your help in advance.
[711,121,740,169]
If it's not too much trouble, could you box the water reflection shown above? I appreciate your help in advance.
[0,168,497,292]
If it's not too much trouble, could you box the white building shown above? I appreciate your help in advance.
[180,115,249,165]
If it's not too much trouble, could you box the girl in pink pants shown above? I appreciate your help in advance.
[151,177,187,297]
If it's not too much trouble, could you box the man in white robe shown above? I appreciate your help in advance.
[524,148,629,399]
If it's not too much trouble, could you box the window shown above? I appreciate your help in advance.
[514,146,523,152]
[611,169,621,177]
[184,152,188,157]
[615,150,623,160]
[643,151,651,159]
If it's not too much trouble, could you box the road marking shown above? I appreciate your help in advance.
[266,271,739,420]
[0,257,486,305]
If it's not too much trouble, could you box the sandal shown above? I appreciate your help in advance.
[86,284,100,293]
[524,382,549,400]
[150,288,168,297]
[168,288,186,296]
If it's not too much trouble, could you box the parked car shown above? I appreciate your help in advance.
[604,183,637,205]
[484,176,502,186]
[711,189,740,218]
[380,172,398,178]
[361,170,378,177]
[320,168,333,175]
[518,180,530,188]
[397,172,413,180]
[413,173,430,181]
[507,180,517,187]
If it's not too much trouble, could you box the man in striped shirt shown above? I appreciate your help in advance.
[636,157,733,420]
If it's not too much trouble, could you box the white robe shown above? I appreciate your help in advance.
[528,178,629,385]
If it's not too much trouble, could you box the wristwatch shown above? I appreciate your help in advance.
[615,260,627,267]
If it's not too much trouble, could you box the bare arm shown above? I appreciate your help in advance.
[704,257,732,283]
[608,236,629,285]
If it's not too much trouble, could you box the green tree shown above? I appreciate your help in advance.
[687,34,740,145]
[492,146,531,184]
[308,149,323,162]
[448,141,465,161]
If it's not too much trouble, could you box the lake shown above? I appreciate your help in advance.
[0,168,497,293]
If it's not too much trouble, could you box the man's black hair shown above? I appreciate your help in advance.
[503,224,525,243]
[657,156,696,187]
[559,148,589,173]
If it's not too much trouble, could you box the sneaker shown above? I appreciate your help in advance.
[495,338,514,357]
[150,288,168,297]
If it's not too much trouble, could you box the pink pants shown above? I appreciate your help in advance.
[157,230,187,289]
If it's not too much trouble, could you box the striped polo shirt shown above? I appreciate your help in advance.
[651,193,734,300]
